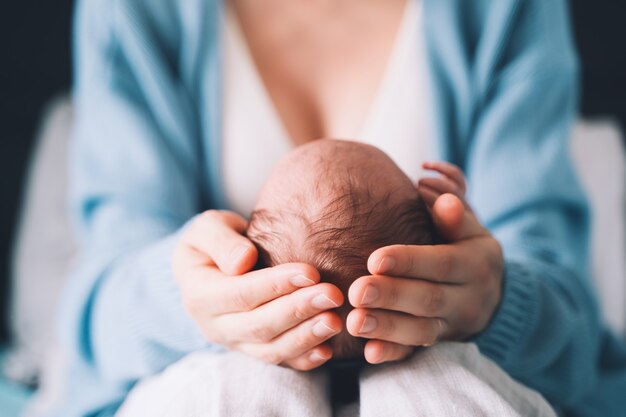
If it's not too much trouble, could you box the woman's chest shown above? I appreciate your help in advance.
[230,0,409,143]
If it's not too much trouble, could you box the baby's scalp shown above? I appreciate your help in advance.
[253,139,417,215]
[248,139,435,359]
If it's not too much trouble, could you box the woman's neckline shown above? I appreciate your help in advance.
[223,0,420,146]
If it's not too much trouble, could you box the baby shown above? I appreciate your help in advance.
[247,139,437,360]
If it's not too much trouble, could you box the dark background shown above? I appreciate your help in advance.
[0,1,74,342]
[0,1,624,343]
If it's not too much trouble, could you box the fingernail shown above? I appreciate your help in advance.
[309,351,328,363]
[290,274,316,287]
[312,321,338,338]
[360,285,379,305]
[311,294,339,310]
[359,315,378,334]
[378,256,396,273]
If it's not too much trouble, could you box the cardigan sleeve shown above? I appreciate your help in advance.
[61,0,210,390]
[468,0,602,408]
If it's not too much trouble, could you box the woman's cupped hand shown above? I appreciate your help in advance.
[172,164,504,369]
[172,210,344,371]
[346,162,505,364]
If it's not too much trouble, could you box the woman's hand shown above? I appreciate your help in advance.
[346,163,504,364]
[172,210,344,370]
[417,161,473,212]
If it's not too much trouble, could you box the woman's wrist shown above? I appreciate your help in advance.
[472,261,538,365]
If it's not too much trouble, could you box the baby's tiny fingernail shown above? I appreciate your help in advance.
[290,274,316,287]
[378,256,396,273]
[312,321,338,338]
[311,294,339,310]
[359,315,378,334]
[360,285,379,305]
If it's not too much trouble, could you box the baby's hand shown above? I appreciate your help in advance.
[418,161,471,211]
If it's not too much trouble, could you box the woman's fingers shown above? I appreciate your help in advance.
[431,194,484,241]
[417,184,442,208]
[236,311,342,366]
[418,177,463,199]
[368,243,472,284]
[348,275,463,317]
[422,161,466,193]
[282,344,334,371]
[216,283,344,343]
[218,263,322,314]
[180,262,320,315]
[362,340,413,364]
[419,161,468,211]
[172,210,340,367]
[346,309,446,347]
[367,196,492,283]
[182,210,257,275]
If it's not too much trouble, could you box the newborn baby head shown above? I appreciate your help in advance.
[247,139,434,360]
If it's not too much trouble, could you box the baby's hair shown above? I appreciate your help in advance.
[250,190,433,288]
[248,183,435,359]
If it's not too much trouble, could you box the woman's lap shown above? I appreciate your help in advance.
[359,343,555,417]
[116,343,555,417]
[117,350,331,417]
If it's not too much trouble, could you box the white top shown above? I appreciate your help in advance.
[221,0,432,215]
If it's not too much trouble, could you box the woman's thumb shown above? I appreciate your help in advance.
[431,194,486,242]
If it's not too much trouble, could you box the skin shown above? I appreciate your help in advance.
[173,0,505,369]
[251,139,418,218]
[347,162,504,364]
[230,0,408,143]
